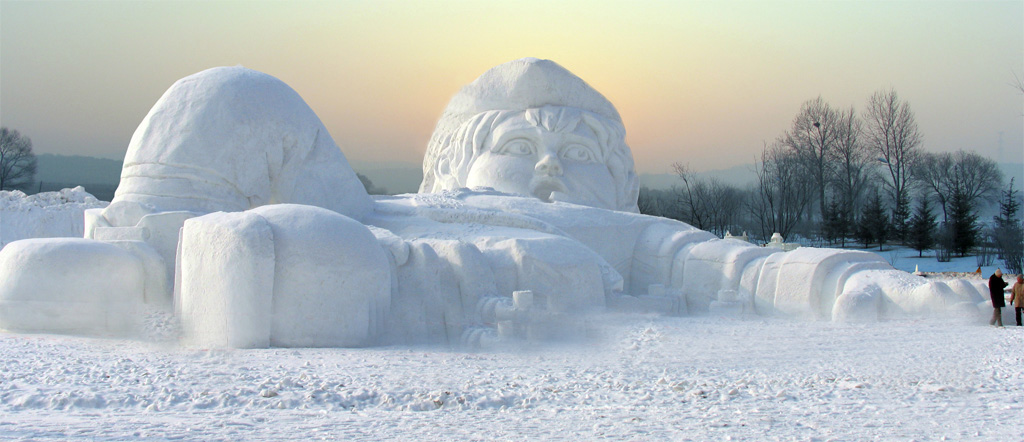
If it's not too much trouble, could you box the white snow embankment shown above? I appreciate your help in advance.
[0,187,107,248]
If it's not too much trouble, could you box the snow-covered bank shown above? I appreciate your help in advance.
[2,316,1022,441]
[0,187,107,248]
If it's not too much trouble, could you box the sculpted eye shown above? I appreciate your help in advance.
[561,144,597,163]
[495,138,535,157]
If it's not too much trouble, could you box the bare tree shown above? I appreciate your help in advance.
[671,163,744,236]
[864,89,922,241]
[783,97,842,224]
[914,152,956,222]
[915,150,1003,223]
[830,106,873,221]
[748,143,813,241]
[0,127,37,191]
[672,163,713,231]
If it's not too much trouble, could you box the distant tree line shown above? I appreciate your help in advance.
[643,89,1023,272]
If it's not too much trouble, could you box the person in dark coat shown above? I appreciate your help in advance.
[989,269,1008,326]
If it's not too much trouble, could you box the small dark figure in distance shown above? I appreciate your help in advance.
[989,269,1008,327]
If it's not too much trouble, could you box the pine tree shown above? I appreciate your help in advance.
[823,200,845,246]
[908,197,937,257]
[858,191,889,250]
[948,191,978,257]
[992,178,1023,273]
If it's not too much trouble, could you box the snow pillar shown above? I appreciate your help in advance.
[178,212,275,348]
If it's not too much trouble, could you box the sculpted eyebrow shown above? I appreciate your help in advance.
[490,128,539,151]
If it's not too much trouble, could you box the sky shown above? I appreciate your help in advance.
[1,0,1021,175]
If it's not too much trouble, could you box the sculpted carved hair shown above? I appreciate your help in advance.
[420,105,640,212]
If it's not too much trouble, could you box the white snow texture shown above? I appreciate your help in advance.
[0,61,996,347]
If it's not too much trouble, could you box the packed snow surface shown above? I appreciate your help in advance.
[1,316,1022,441]
[0,187,107,247]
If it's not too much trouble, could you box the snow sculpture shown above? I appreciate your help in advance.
[89,66,372,284]
[0,61,988,346]
[0,239,148,334]
[177,204,390,348]
[420,58,640,213]
[0,67,374,338]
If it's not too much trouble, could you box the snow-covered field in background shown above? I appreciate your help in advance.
[0,187,107,248]
[3,315,1023,441]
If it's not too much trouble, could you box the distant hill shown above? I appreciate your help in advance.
[32,154,122,201]
[349,160,423,195]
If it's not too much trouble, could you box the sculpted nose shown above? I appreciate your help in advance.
[535,154,563,177]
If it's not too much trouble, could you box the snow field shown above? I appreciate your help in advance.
[0,187,107,247]
[2,315,1022,441]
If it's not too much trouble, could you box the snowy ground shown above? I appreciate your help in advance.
[3,313,1022,441]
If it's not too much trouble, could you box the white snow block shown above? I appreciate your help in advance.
[831,287,880,323]
[944,279,985,305]
[631,224,715,296]
[252,204,390,347]
[480,236,607,312]
[178,211,275,348]
[178,204,391,348]
[763,248,888,319]
[0,238,143,335]
[681,239,777,313]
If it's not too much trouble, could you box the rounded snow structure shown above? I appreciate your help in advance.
[103,66,371,229]
[177,204,390,348]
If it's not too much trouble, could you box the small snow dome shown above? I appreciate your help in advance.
[421,58,639,212]
[106,66,370,227]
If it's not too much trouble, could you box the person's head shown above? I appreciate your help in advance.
[1017,275,1022,283]
[995,269,1003,277]
[420,58,639,212]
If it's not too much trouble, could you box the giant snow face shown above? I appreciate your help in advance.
[420,58,640,213]
[464,106,620,210]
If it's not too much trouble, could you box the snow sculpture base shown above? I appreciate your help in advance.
[0,238,144,335]
[177,204,390,348]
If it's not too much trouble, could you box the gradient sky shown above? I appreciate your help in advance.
[1,0,1021,175]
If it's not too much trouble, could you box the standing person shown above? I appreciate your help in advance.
[989,269,1008,326]
[1009,275,1024,327]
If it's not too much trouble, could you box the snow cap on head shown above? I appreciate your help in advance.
[441,58,621,125]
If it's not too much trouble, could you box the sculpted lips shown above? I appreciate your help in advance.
[530,176,567,202]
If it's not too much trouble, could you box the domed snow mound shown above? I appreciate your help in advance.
[106,66,370,228]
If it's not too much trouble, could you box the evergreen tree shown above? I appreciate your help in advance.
[890,196,911,245]
[823,200,845,246]
[858,191,889,250]
[908,197,937,257]
[992,178,1023,273]
[948,190,978,256]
